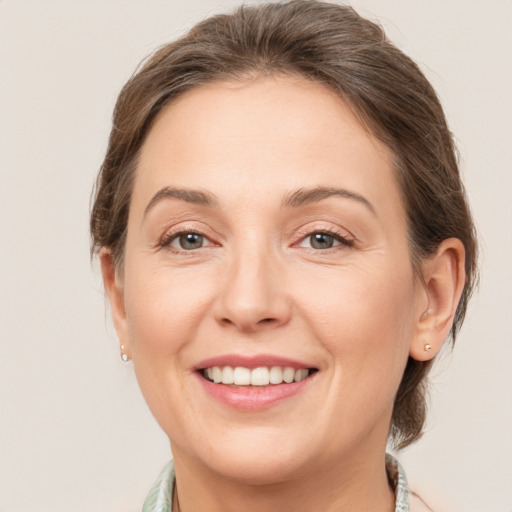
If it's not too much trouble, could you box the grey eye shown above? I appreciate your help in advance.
[309,233,335,249]
[178,233,204,250]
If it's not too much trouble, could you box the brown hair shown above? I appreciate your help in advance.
[90,0,477,449]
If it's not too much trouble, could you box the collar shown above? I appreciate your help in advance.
[142,454,410,512]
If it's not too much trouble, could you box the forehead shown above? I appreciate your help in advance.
[133,76,403,221]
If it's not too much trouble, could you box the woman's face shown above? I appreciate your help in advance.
[108,76,427,482]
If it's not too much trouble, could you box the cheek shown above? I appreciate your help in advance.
[121,261,220,434]
[123,262,216,358]
[297,259,417,385]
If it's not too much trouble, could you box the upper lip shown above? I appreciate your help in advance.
[193,354,317,371]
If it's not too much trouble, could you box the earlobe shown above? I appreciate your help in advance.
[99,248,131,358]
[410,238,466,361]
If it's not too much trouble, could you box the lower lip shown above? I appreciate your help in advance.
[195,373,315,410]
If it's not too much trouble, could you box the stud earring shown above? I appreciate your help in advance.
[424,344,432,352]
[120,345,129,362]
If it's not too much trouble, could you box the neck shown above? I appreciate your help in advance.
[171,447,395,512]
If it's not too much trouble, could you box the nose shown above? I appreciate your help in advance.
[213,245,292,334]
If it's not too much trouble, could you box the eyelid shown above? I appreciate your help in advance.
[294,222,355,242]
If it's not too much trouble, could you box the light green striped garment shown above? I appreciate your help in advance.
[142,453,410,512]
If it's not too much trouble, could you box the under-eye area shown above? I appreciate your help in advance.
[201,366,319,386]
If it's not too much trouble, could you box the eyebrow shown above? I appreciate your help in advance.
[282,186,376,215]
[144,185,376,217]
[144,187,218,217]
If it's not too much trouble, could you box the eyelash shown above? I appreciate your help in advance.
[158,227,355,253]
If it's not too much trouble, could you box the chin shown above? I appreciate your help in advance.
[209,451,307,486]
[185,426,315,485]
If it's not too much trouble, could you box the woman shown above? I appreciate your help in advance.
[90,1,477,511]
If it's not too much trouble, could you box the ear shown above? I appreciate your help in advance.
[410,238,466,361]
[100,248,131,359]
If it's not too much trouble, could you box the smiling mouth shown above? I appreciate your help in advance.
[200,366,318,386]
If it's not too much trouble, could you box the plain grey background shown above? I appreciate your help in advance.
[1,1,511,511]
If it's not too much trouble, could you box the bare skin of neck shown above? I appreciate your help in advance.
[171,446,395,512]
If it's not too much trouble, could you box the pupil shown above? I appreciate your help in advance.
[311,233,333,249]
[180,233,203,250]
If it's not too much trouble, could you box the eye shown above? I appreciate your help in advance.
[164,231,210,251]
[298,231,353,250]
[309,232,336,249]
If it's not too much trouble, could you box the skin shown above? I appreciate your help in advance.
[101,76,465,512]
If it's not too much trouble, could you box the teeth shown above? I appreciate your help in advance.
[212,366,222,384]
[283,367,295,383]
[202,366,312,386]
[269,366,283,384]
[251,367,269,386]
[233,367,251,385]
[294,369,308,382]
[221,366,234,384]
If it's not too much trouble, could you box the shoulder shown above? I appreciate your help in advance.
[410,491,435,512]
